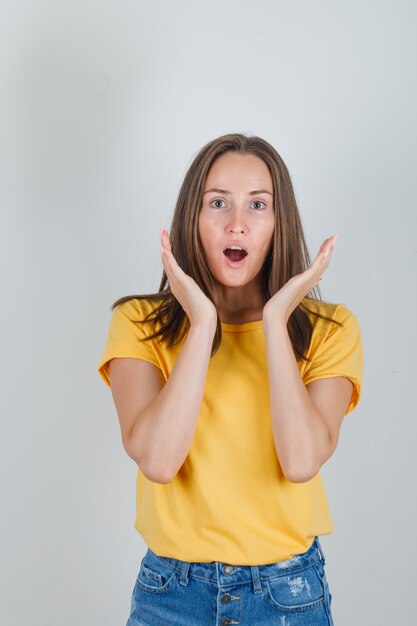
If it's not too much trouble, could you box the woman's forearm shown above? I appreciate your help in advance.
[263,317,331,483]
[128,320,217,483]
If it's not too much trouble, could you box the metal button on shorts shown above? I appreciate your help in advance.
[126,536,334,626]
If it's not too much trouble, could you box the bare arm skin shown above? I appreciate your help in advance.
[263,318,353,483]
[109,319,216,484]
[108,227,218,484]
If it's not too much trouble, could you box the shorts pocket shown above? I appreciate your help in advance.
[264,562,325,613]
[134,552,179,594]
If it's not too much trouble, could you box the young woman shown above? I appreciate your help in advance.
[97,133,364,626]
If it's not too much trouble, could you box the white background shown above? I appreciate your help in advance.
[1,1,416,624]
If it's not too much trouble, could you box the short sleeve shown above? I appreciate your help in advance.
[303,304,364,415]
[97,299,161,387]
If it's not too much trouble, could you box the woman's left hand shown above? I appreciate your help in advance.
[263,234,338,326]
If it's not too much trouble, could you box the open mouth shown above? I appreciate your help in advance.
[223,247,248,262]
[222,246,248,268]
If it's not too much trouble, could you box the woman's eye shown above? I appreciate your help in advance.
[210,199,226,208]
[209,199,267,210]
[252,201,266,210]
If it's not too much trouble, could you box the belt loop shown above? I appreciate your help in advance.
[250,565,263,594]
[316,537,326,564]
[179,560,191,586]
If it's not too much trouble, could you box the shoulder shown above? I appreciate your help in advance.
[301,298,362,345]
[108,297,165,341]
[113,296,161,322]
[301,297,337,317]
[302,297,359,323]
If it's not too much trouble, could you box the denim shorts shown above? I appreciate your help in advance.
[126,536,334,625]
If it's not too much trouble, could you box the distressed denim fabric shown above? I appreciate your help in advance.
[126,536,334,625]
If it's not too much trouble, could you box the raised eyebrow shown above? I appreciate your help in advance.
[203,188,273,196]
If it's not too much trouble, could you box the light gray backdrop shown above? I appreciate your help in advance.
[1,1,415,624]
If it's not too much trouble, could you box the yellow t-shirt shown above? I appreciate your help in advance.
[97,296,364,565]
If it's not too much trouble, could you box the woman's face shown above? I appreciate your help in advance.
[198,152,275,291]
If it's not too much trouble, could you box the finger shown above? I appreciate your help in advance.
[311,237,337,285]
[312,246,331,268]
[161,248,177,291]
[321,239,332,256]
[160,230,172,274]
[160,230,185,277]
[161,229,175,258]
[161,235,177,265]
[310,239,334,277]
[161,228,173,250]
[160,229,171,258]
[326,234,337,252]
[319,235,337,259]
[160,245,170,276]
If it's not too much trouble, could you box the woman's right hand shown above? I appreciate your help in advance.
[160,228,218,329]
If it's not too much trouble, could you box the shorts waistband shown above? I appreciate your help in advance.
[146,536,326,593]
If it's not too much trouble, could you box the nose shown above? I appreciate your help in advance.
[227,208,248,234]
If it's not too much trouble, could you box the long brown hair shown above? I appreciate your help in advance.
[110,133,343,362]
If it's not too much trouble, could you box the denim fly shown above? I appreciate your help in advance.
[126,536,334,626]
